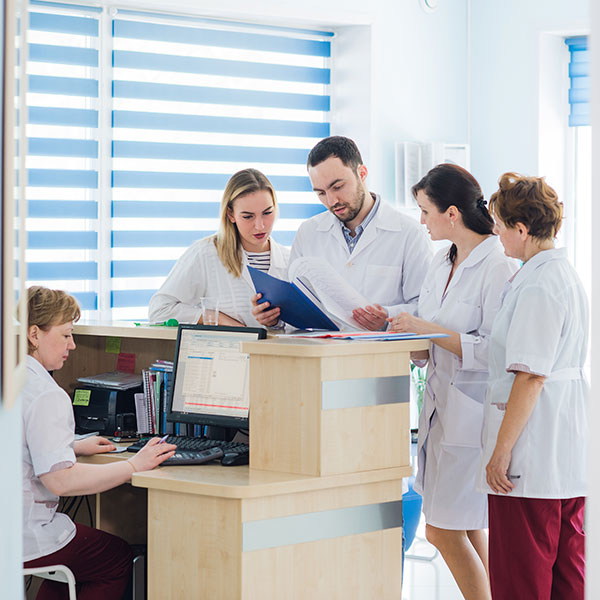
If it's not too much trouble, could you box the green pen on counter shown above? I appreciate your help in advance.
[133,318,179,327]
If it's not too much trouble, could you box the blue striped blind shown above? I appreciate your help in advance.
[26,3,100,313]
[111,13,330,318]
[26,3,331,319]
[565,36,589,127]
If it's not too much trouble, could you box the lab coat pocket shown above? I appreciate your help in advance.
[451,299,481,334]
[441,385,484,448]
[365,265,402,305]
[30,500,54,526]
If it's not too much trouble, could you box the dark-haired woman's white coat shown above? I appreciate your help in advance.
[415,236,517,529]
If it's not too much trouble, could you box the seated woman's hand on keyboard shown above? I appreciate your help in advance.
[127,437,177,472]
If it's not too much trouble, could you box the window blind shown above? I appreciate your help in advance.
[26,2,331,320]
[565,36,589,127]
[27,2,101,313]
[110,11,331,319]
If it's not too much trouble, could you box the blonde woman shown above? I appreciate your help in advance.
[149,168,290,326]
[23,287,176,598]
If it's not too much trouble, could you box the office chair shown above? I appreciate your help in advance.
[23,564,76,600]
[402,475,422,552]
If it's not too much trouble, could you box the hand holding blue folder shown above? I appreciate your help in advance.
[248,267,339,331]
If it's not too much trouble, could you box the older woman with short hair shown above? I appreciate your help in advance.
[23,286,176,599]
[478,173,588,599]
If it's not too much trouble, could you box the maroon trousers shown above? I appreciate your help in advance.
[24,523,133,600]
[488,495,585,600]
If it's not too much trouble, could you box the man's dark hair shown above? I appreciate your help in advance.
[307,136,363,170]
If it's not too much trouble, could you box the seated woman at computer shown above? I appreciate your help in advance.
[148,168,290,327]
[23,286,176,598]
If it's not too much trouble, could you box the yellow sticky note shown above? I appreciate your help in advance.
[73,389,91,407]
[106,336,121,354]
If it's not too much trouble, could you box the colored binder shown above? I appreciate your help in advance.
[248,266,339,331]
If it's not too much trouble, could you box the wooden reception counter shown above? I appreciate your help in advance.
[72,325,427,599]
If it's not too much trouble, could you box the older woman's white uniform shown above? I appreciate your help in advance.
[477,248,588,498]
[415,236,517,529]
[148,237,290,326]
[22,355,77,561]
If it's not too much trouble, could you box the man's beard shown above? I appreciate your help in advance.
[330,182,366,224]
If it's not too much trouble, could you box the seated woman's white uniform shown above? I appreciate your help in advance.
[23,353,84,561]
[22,286,176,599]
[148,168,289,327]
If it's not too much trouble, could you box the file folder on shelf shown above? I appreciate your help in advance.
[248,266,339,331]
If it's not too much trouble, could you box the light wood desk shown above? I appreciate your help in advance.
[71,325,427,599]
[84,452,411,599]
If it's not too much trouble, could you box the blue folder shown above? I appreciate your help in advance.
[248,266,339,331]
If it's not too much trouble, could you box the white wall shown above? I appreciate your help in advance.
[588,2,599,596]
[0,401,23,598]
[469,0,589,196]
[361,0,468,200]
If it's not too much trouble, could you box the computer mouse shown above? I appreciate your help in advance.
[221,452,249,466]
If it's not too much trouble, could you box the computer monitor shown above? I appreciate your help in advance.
[167,324,266,430]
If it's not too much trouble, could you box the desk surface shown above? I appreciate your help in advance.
[82,450,411,499]
[73,322,178,340]
[72,321,430,354]
[243,336,430,357]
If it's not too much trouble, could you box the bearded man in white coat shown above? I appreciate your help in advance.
[291,136,432,330]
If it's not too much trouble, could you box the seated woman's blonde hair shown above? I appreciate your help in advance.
[489,172,563,241]
[27,286,81,354]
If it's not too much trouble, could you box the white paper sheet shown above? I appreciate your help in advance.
[289,257,373,330]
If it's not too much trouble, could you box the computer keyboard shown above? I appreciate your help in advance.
[127,435,249,456]
[161,447,224,466]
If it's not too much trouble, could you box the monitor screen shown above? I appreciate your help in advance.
[167,324,266,429]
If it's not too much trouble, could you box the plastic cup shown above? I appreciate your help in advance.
[203,299,219,326]
[195,298,205,324]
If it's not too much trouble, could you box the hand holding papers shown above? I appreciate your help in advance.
[250,258,392,331]
[248,267,339,331]
[288,257,372,330]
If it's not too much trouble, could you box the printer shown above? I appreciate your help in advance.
[72,371,142,436]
